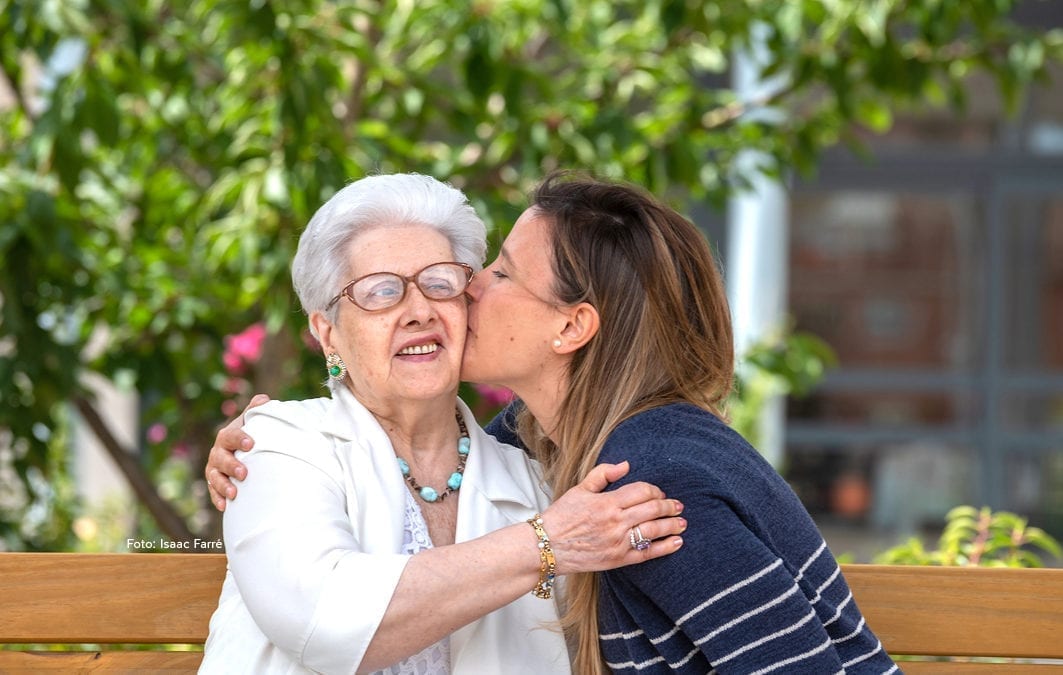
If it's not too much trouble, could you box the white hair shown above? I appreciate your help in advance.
[291,173,487,327]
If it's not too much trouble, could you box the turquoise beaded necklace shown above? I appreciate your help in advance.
[397,409,470,503]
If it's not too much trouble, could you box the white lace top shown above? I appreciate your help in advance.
[373,488,451,675]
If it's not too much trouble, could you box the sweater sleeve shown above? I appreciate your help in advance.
[595,409,856,674]
[601,491,845,673]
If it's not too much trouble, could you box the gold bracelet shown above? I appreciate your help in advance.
[527,513,556,599]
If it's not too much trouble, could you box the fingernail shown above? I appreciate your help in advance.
[235,467,247,479]
[679,518,687,532]
[240,437,252,449]
[674,500,684,514]
[673,536,683,548]
[226,487,236,499]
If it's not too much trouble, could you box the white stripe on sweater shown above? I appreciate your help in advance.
[809,564,842,604]
[821,590,855,627]
[624,558,785,647]
[675,558,784,626]
[603,653,667,671]
[712,608,818,667]
[747,634,834,675]
[694,584,802,646]
[667,646,705,670]
[599,627,645,641]
[842,639,884,668]
[795,540,828,582]
[832,615,867,644]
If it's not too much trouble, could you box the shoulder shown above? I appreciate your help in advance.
[599,403,774,493]
[483,400,525,449]
[240,397,339,469]
[601,403,751,465]
[244,397,332,429]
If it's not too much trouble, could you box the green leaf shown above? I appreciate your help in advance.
[945,505,979,521]
[854,97,893,133]
[4,0,1062,553]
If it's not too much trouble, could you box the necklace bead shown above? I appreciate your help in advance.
[397,408,470,504]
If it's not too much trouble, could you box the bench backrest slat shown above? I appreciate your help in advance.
[0,552,226,643]
[1,553,1061,671]
[0,651,206,671]
[842,564,1063,660]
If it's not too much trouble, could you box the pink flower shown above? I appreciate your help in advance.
[146,423,167,444]
[472,384,515,407]
[223,323,267,373]
[223,351,243,374]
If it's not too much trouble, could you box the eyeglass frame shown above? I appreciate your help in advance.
[324,261,475,312]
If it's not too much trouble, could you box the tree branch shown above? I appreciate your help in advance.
[72,396,195,543]
[344,1,384,133]
[700,80,797,130]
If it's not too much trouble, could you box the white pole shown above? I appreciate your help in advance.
[727,27,790,467]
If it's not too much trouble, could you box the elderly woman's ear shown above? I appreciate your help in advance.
[309,313,336,352]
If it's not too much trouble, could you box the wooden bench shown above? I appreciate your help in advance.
[0,553,1061,672]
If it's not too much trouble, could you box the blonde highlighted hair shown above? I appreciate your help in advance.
[516,173,735,674]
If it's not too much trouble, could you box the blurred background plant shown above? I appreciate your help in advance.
[1,0,1060,550]
[730,327,837,450]
[875,505,1063,567]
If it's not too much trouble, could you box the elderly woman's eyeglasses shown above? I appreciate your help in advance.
[325,262,474,312]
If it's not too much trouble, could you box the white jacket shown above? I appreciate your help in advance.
[200,387,569,674]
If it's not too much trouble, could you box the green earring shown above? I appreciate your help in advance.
[326,352,347,380]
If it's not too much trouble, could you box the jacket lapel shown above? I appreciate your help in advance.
[318,386,408,553]
[449,399,549,671]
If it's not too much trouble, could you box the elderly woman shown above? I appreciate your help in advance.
[198,174,685,674]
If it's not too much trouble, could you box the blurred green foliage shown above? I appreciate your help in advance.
[730,326,837,449]
[875,506,1063,567]
[1,0,1060,549]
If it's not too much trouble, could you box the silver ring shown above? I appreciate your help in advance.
[629,526,651,551]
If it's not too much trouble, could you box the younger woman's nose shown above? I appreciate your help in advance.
[464,272,483,302]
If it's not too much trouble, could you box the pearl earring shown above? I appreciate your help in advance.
[553,339,562,348]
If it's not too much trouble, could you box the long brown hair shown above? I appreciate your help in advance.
[516,173,735,674]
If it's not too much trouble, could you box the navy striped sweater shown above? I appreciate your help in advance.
[488,403,898,674]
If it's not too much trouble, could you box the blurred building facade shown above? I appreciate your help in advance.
[782,74,1063,552]
[710,7,1063,560]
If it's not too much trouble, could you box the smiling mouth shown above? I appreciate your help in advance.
[398,342,440,356]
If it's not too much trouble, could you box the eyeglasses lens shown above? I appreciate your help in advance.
[348,263,469,311]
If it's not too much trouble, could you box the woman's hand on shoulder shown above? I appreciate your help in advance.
[205,394,270,511]
[541,461,685,574]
